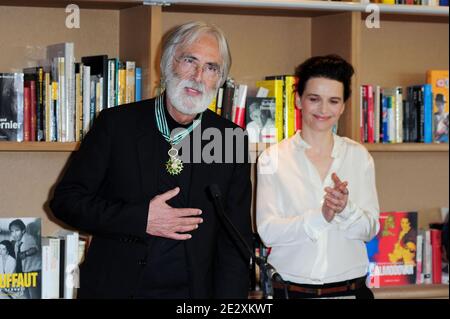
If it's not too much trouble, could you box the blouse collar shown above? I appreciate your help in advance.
[294,131,344,159]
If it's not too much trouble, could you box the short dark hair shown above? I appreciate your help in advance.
[0,240,15,257]
[295,54,355,102]
[9,219,26,232]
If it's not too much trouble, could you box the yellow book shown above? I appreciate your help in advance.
[285,76,296,139]
[256,79,284,142]
[118,69,126,106]
[427,70,449,143]
[382,0,395,4]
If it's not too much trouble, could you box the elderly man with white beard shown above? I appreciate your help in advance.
[50,22,252,299]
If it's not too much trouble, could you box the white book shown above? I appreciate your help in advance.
[41,245,50,299]
[416,233,423,284]
[58,57,65,142]
[395,87,403,143]
[82,65,91,136]
[47,43,75,142]
[108,60,116,108]
[41,237,60,299]
[423,230,433,284]
[55,230,79,299]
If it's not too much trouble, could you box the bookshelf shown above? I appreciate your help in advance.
[0,0,448,298]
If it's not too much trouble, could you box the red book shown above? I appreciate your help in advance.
[430,229,442,284]
[367,85,375,143]
[23,85,31,142]
[366,211,418,287]
[29,80,37,141]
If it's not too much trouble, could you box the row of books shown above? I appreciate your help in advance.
[370,0,449,5]
[0,217,86,299]
[209,76,302,144]
[366,211,448,287]
[0,42,142,143]
[360,70,449,144]
[249,210,448,292]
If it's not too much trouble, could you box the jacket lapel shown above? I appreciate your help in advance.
[136,99,159,199]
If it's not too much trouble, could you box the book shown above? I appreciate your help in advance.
[430,229,442,284]
[54,230,79,299]
[41,237,60,299]
[256,79,284,142]
[366,211,418,287]
[47,43,75,142]
[0,217,42,299]
[81,55,108,112]
[0,73,24,142]
[427,70,449,143]
[246,97,276,143]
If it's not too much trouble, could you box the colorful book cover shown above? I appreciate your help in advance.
[0,217,42,299]
[366,211,418,288]
[427,70,449,143]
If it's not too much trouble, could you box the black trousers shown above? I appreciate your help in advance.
[273,276,374,299]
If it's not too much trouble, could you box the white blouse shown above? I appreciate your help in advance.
[256,132,380,285]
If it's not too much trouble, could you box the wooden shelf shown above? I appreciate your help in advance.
[364,143,449,152]
[0,0,143,9]
[249,284,449,299]
[371,284,449,299]
[151,0,449,16]
[0,142,80,152]
[251,142,449,156]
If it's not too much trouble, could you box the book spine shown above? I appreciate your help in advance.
[374,86,381,143]
[431,229,442,284]
[135,67,142,102]
[285,76,296,138]
[367,85,375,143]
[382,93,389,143]
[395,87,403,143]
[360,86,364,143]
[82,66,91,136]
[125,61,136,104]
[29,80,37,141]
[233,84,248,128]
[37,68,44,141]
[423,230,433,284]
[416,233,423,284]
[423,84,433,143]
[24,85,31,142]
[387,96,394,143]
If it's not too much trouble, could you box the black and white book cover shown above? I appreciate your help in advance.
[0,73,24,141]
[0,217,41,299]
[246,97,276,143]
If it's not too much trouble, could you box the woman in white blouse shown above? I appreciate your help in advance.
[256,55,380,299]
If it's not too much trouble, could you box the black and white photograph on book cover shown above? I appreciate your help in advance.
[246,97,276,144]
[0,217,41,299]
[0,73,24,142]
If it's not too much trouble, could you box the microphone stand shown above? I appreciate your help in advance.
[208,184,289,299]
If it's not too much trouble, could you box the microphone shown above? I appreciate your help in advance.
[208,184,287,298]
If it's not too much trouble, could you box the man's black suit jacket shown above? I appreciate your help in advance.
[50,97,252,298]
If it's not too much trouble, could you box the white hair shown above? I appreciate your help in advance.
[160,21,231,88]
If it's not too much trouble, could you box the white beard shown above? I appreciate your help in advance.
[165,72,217,115]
